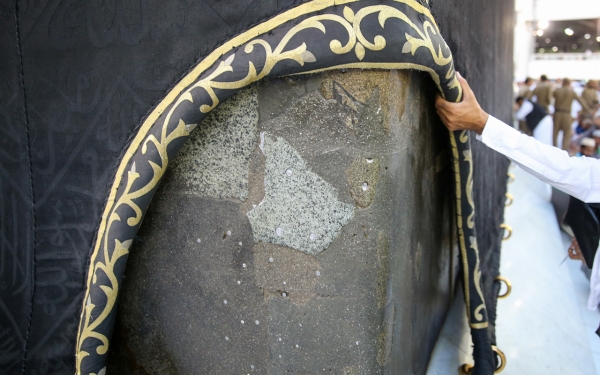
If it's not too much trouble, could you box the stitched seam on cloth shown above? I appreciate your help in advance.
[129,0,309,141]
[74,3,322,370]
[14,1,37,374]
[74,3,324,368]
[93,0,324,262]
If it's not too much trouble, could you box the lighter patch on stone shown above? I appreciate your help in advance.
[171,86,258,201]
[254,243,319,305]
[247,133,354,254]
[346,157,380,208]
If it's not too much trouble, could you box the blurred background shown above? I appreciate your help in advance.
[515,0,600,82]
[429,1,600,374]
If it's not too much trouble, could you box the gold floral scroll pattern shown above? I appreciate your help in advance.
[470,236,486,324]
[75,119,192,372]
[464,149,475,229]
[168,4,457,120]
[75,1,469,373]
[449,130,488,330]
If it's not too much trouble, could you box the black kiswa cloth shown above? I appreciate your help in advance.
[1,0,507,373]
[564,196,600,268]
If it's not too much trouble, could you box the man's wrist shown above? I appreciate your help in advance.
[476,110,489,135]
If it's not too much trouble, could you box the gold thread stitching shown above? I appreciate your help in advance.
[75,1,468,372]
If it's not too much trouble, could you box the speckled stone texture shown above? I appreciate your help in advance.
[2,0,513,372]
[108,70,458,375]
[170,86,259,201]
[346,157,381,209]
[247,133,355,254]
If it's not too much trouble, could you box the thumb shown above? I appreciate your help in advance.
[456,72,474,102]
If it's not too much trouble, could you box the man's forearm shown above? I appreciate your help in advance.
[576,95,591,112]
[435,74,600,204]
[479,116,600,203]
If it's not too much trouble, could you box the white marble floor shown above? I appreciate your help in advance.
[427,165,600,374]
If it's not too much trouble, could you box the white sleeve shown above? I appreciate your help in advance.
[515,100,533,121]
[479,116,600,203]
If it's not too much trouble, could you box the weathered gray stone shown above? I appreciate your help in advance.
[266,296,379,375]
[246,133,355,255]
[109,71,457,375]
[110,196,270,375]
[170,86,258,201]
[346,157,381,208]
[253,243,320,305]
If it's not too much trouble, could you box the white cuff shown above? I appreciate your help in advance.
[479,115,521,154]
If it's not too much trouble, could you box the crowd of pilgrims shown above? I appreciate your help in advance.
[515,76,600,157]
[515,75,600,289]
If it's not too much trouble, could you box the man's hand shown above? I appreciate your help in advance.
[435,72,489,135]
[568,238,587,267]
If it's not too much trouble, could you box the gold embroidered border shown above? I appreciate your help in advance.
[74,1,479,373]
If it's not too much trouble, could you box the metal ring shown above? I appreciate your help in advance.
[495,276,512,299]
[492,345,507,373]
[458,363,473,375]
[507,172,515,184]
[505,193,513,207]
[458,346,506,374]
[500,223,512,241]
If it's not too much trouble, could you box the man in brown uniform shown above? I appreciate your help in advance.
[582,80,599,112]
[553,78,590,150]
[517,77,534,99]
[532,74,553,113]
